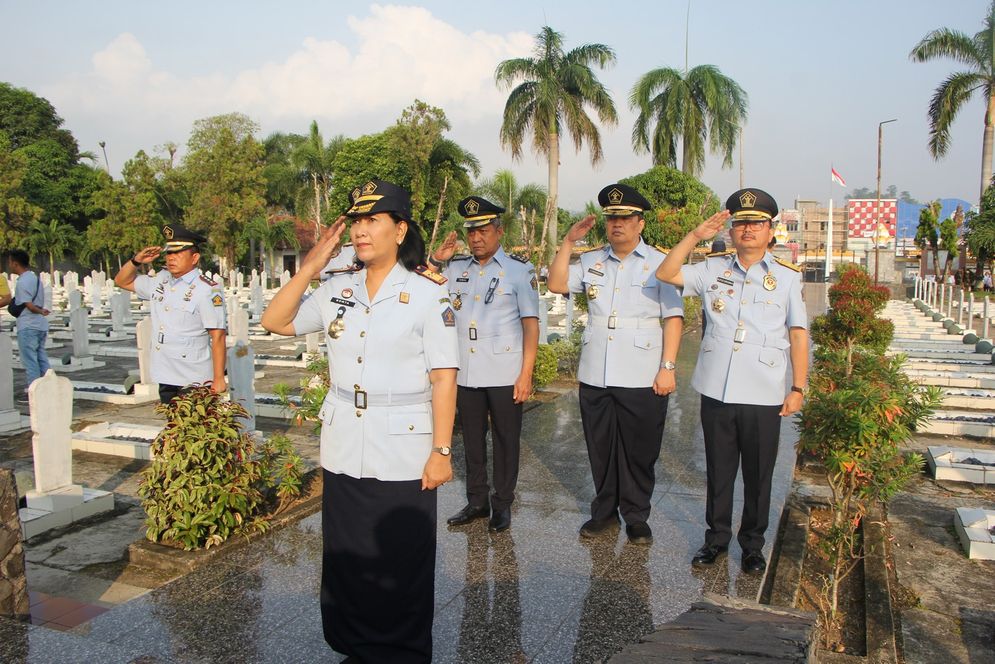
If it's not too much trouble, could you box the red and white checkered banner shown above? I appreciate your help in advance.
[847,199,896,239]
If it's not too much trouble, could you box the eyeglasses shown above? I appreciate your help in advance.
[730,220,769,231]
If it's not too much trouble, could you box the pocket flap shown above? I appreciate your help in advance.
[318,401,334,425]
[633,331,662,350]
[758,347,784,367]
[388,410,432,435]
[492,335,522,354]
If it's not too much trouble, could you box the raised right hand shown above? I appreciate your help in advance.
[691,210,731,241]
[565,215,596,243]
[133,246,162,264]
[301,216,347,278]
[434,231,459,262]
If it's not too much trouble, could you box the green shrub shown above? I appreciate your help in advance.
[139,387,307,550]
[532,344,558,390]
[274,356,329,430]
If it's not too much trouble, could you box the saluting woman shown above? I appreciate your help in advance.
[262,179,458,662]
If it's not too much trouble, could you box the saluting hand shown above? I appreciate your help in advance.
[691,210,731,241]
[300,216,347,279]
[133,246,161,264]
[433,231,459,263]
[565,215,596,243]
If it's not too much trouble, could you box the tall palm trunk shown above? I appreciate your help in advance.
[312,173,322,241]
[542,131,560,266]
[431,173,450,248]
[681,136,694,174]
[983,92,995,199]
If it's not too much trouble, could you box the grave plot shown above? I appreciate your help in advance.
[927,446,995,484]
[255,393,302,419]
[954,508,995,560]
[71,421,162,460]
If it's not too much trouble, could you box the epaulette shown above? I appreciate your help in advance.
[415,265,448,284]
[774,257,801,272]
[706,250,736,258]
[577,244,604,254]
[199,274,217,286]
[653,245,670,255]
[450,254,472,262]
[324,263,361,276]
[509,253,529,263]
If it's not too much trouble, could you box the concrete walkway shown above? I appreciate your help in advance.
[0,330,800,663]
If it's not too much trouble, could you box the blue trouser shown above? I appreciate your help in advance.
[17,327,51,388]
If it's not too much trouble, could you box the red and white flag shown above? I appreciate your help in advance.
[831,167,846,187]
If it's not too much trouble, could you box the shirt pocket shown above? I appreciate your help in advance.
[317,400,335,426]
[633,330,662,352]
[754,291,785,316]
[758,347,785,368]
[492,333,522,355]
[388,409,433,436]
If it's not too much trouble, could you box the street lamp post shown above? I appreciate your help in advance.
[874,119,897,284]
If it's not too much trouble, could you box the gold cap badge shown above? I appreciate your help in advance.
[465,199,479,216]
[163,225,174,240]
[739,191,757,208]
[362,181,377,195]
[608,188,624,205]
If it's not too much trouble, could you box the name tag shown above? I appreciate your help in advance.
[330,297,355,307]
[717,277,734,286]
[456,277,470,283]
[587,268,605,277]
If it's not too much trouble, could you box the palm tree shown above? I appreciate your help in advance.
[243,216,300,284]
[910,1,995,200]
[478,170,548,252]
[629,64,747,176]
[495,26,618,262]
[293,121,345,240]
[427,138,480,247]
[25,218,77,280]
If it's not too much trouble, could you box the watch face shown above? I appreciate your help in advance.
[437,446,451,456]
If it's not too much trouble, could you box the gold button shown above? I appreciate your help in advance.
[408,424,414,431]
[357,357,363,363]
[505,346,511,351]
[356,410,363,417]
[165,306,170,311]
[619,265,624,271]
[155,345,160,350]
[611,311,617,315]
[475,295,480,301]
[745,279,751,285]
[614,288,619,293]
[766,300,772,304]
[608,335,614,341]
[470,321,476,326]
[170,287,175,292]
[360,331,366,337]
[479,270,484,276]
[470,348,476,353]
[738,321,744,327]
[741,299,747,305]
[733,346,740,352]
[365,308,370,314]
[354,384,360,389]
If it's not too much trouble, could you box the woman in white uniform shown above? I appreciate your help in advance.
[262,179,459,662]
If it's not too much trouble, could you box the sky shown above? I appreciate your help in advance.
[0,0,990,214]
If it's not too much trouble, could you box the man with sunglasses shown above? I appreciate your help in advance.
[656,188,808,575]
[548,183,684,545]
[430,196,540,533]
[114,224,227,403]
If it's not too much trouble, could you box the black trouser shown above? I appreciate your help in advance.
[158,384,188,404]
[578,383,669,525]
[457,385,523,512]
[700,395,782,552]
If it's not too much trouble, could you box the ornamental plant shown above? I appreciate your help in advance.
[139,386,305,550]
[797,264,940,637]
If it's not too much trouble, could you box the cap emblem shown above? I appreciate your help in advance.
[361,181,377,195]
[163,225,174,240]
[465,199,479,216]
[739,191,757,208]
[608,188,624,205]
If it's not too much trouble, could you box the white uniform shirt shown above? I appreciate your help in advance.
[569,240,684,388]
[292,263,460,481]
[134,268,226,387]
[681,251,807,406]
[442,247,540,387]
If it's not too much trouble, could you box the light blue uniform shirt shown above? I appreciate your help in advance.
[319,244,357,282]
[569,240,684,388]
[292,263,460,481]
[13,271,48,332]
[442,247,540,388]
[134,268,226,387]
[681,251,807,406]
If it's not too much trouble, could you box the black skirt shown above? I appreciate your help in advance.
[321,469,437,663]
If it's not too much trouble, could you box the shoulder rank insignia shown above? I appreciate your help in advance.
[211,293,223,307]
[325,263,361,276]
[415,265,448,284]
[509,253,529,263]
[653,245,671,255]
[577,244,604,255]
[706,249,736,258]
[199,274,217,286]
[773,257,801,272]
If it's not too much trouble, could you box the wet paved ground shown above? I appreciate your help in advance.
[0,332,800,663]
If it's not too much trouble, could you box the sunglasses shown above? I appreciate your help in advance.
[730,220,770,231]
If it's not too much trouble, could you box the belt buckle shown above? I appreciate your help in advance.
[607,316,617,329]
[469,327,477,341]
[734,328,747,344]
[354,389,368,409]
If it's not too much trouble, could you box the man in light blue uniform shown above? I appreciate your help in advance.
[548,184,684,545]
[8,250,51,399]
[114,225,228,403]
[657,187,809,574]
[430,196,540,532]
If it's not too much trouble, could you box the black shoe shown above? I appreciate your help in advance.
[625,522,653,545]
[742,550,767,575]
[691,543,728,567]
[579,515,620,538]
[446,504,489,526]
[488,508,511,532]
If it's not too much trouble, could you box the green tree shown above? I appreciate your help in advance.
[629,64,747,176]
[426,137,479,246]
[910,1,995,198]
[619,166,720,249]
[243,215,300,282]
[0,83,79,160]
[330,132,411,212]
[495,26,618,262]
[24,218,77,279]
[477,170,547,254]
[914,200,942,276]
[183,113,266,270]
[938,215,960,281]
[293,121,345,240]
[391,100,451,222]
[965,175,995,281]
[261,131,306,213]
[0,132,42,253]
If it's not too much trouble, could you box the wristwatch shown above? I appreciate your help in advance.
[660,361,676,370]
[791,386,805,395]
[428,255,447,269]
[432,445,452,457]
[130,258,142,267]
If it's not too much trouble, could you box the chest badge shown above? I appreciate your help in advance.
[711,297,726,313]
[587,285,599,300]
[327,306,347,340]
[452,293,463,310]
[399,292,410,304]
[341,288,353,299]
[763,273,777,291]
